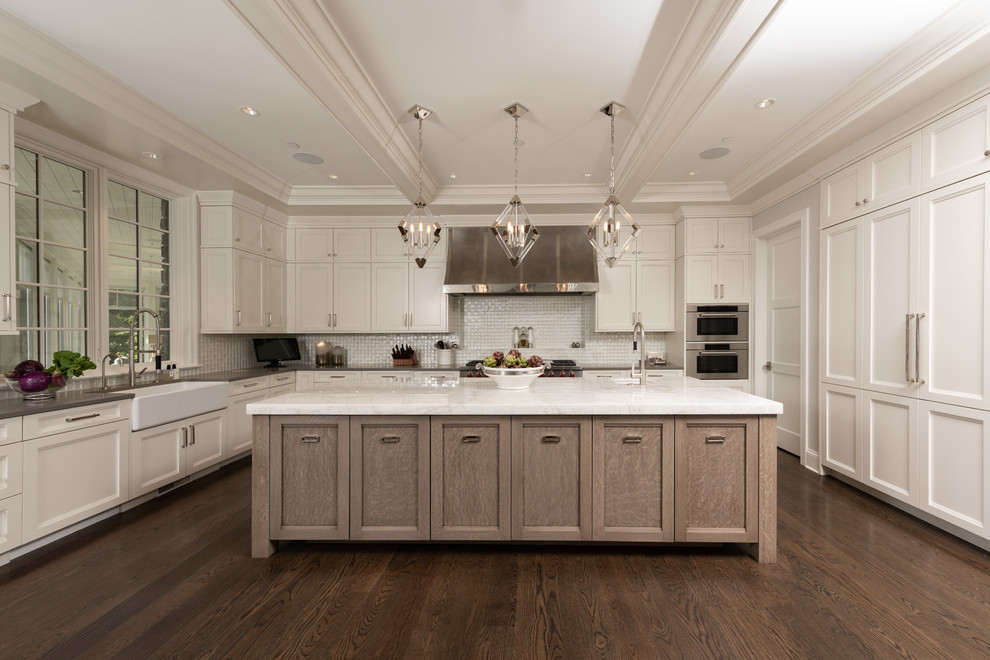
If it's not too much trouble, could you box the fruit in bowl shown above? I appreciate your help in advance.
[4,352,94,400]
[479,351,549,389]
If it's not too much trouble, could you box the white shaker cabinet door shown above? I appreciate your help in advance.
[922,96,990,190]
[293,263,333,332]
[820,383,863,481]
[371,262,408,332]
[863,391,919,506]
[683,255,718,304]
[819,220,864,388]
[595,260,636,331]
[409,262,448,332]
[333,263,372,332]
[919,174,990,410]
[821,164,866,229]
[636,260,674,331]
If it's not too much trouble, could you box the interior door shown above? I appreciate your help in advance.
[764,226,802,455]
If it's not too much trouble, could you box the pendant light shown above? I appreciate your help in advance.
[398,105,441,268]
[587,102,639,267]
[491,103,539,267]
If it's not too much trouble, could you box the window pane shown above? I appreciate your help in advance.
[43,245,86,287]
[140,227,169,262]
[107,181,137,221]
[108,292,138,330]
[40,157,85,208]
[45,330,86,366]
[156,330,170,361]
[108,219,137,257]
[139,191,168,230]
[42,202,86,247]
[15,147,37,195]
[109,256,137,293]
[17,330,40,363]
[108,331,131,362]
[16,239,38,283]
[141,262,169,296]
[16,284,38,327]
[14,193,38,238]
[44,287,86,328]
[141,295,170,327]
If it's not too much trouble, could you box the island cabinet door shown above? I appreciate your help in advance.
[674,416,758,543]
[350,416,430,540]
[511,416,592,541]
[592,416,674,542]
[269,416,349,540]
[431,416,511,540]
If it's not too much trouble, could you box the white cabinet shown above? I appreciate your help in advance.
[372,262,448,332]
[633,225,676,258]
[919,402,990,539]
[922,96,990,191]
[291,262,371,333]
[683,254,749,303]
[595,259,675,331]
[227,373,295,457]
[293,227,371,261]
[821,132,922,228]
[201,247,284,333]
[0,109,14,335]
[681,217,750,254]
[297,370,363,390]
[130,409,226,498]
[371,227,447,262]
[0,494,22,555]
[263,258,286,331]
[864,391,918,506]
[820,383,863,481]
[200,202,286,257]
[22,418,131,543]
[819,220,863,387]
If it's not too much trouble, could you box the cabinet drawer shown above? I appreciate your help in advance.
[0,441,22,499]
[23,400,129,439]
[0,494,23,555]
[0,416,22,447]
[314,371,361,384]
[268,372,296,388]
[229,376,269,396]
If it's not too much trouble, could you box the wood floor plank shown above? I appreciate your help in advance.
[2,453,989,659]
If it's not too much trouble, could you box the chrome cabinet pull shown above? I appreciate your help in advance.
[916,313,925,384]
[409,313,413,326]
[1,292,11,322]
[622,436,642,444]
[327,313,332,327]
[275,376,290,382]
[720,284,724,299]
[236,310,242,326]
[333,313,337,327]
[713,284,718,299]
[66,412,100,422]
[301,435,321,443]
[462,435,481,443]
[404,313,408,326]
[905,313,915,383]
[181,427,188,448]
[189,424,196,446]
[242,382,259,388]
[705,435,726,444]
[541,435,561,443]
[267,312,272,327]
[381,435,400,443]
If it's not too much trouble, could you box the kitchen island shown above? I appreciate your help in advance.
[248,377,782,562]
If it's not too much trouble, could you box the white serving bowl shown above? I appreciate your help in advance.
[481,365,546,390]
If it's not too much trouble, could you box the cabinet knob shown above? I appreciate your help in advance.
[855,201,861,206]
[863,198,868,204]
[985,149,990,157]
[0,163,9,170]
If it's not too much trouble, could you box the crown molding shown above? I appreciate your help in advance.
[287,185,407,206]
[0,8,290,204]
[0,79,39,113]
[614,0,780,201]
[226,0,433,204]
[634,181,731,203]
[726,1,990,201]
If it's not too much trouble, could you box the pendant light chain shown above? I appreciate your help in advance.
[416,116,424,199]
[513,114,520,195]
[609,113,616,195]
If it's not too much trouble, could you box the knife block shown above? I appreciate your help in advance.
[392,352,417,367]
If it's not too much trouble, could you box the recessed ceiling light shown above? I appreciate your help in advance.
[755,98,776,109]
[292,152,324,165]
[721,137,736,144]
[449,173,457,179]
[699,147,730,160]
[327,174,339,180]
[584,172,592,178]
[286,141,300,149]
[142,151,161,160]
[688,171,697,176]
[240,106,261,117]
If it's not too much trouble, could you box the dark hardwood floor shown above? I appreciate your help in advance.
[2,452,989,659]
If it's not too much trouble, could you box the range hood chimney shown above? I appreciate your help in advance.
[443,226,599,295]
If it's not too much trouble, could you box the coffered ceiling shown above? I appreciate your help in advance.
[1,0,989,216]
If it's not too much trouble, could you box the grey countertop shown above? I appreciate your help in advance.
[0,390,135,421]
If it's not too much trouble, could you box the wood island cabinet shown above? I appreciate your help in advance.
[511,416,592,541]
[269,416,349,540]
[674,416,758,543]
[430,416,510,540]
[593,416,674,542]
[350,416,430,540]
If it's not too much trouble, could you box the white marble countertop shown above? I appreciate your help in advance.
[246,376,783,416]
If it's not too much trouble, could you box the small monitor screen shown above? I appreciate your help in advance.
[253,337,301,368]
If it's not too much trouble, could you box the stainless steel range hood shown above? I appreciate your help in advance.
[443,226,599,295]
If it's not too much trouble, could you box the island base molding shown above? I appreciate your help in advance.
[252,414,777,562]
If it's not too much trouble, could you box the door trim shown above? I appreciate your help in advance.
[753,208,817,472]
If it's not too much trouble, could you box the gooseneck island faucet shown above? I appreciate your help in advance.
[128,308,161,386]
[631,319,647,386]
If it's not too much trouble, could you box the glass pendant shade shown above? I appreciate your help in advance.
[398,197,441,268]
[491,194,539,267]
[587,194,639,267]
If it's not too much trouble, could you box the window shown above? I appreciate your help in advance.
[107,181,171,362]
[13,147,89,366]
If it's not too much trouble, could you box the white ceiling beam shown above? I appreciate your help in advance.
[226,0,435,204]
[617,0,781,203]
